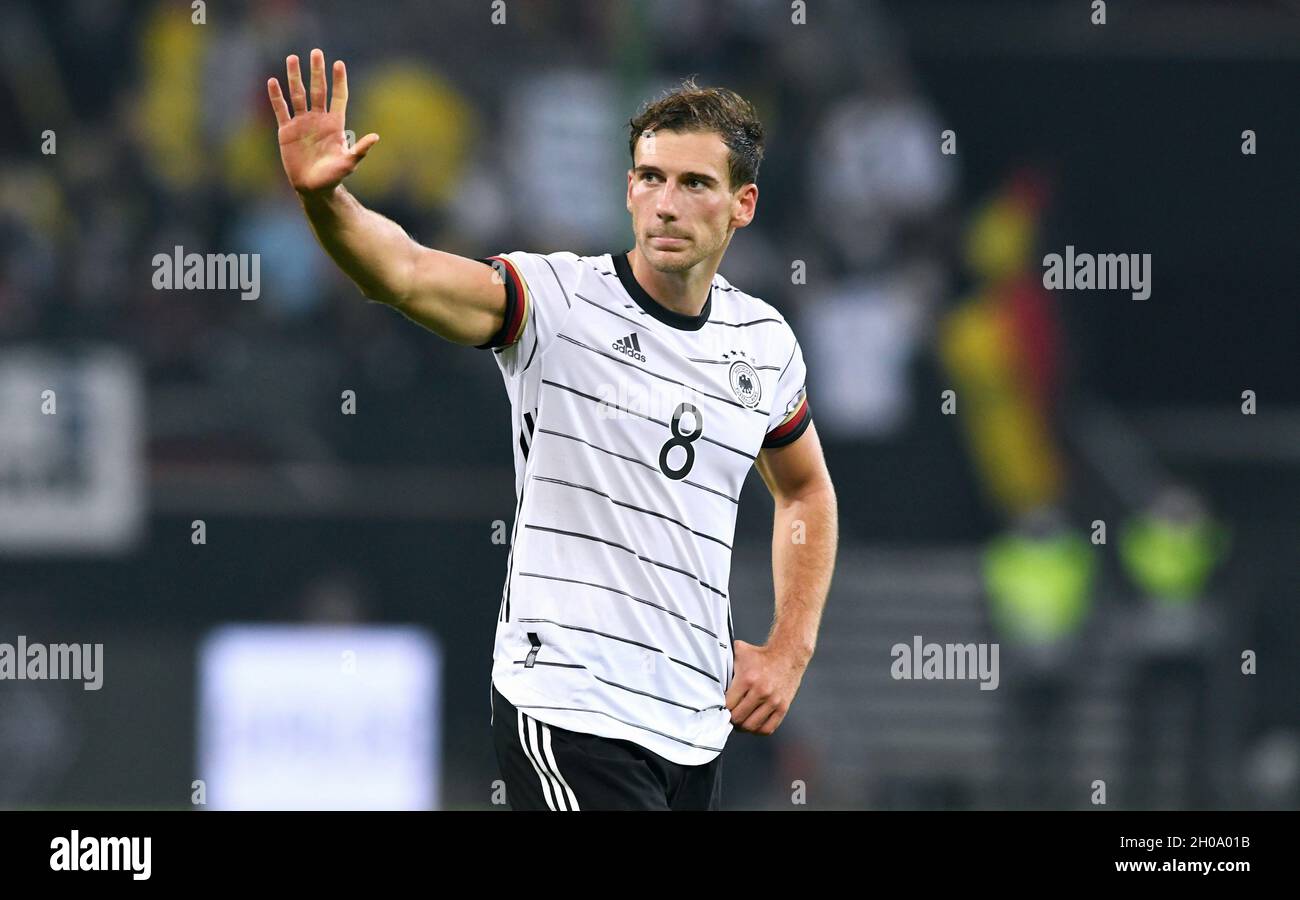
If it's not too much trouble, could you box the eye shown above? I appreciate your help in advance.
[687,178,705,189]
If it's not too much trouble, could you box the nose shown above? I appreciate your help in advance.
[654,181,679,218]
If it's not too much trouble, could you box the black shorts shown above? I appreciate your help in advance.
[491,683,723,811]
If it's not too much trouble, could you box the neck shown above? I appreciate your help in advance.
[627,244,723,318]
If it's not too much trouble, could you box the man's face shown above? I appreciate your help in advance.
[627,129,756,274]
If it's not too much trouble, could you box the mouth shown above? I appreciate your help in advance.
[649,235,689,248]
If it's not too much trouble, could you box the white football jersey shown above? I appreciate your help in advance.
[478,249,811,765]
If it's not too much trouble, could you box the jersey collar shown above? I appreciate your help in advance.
[613,249,712,332]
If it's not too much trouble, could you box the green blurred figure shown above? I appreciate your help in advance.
[1122,487,1230,808]
[983,507,1095,809]
[1120,488,1229,605]
[985,511,1095,646]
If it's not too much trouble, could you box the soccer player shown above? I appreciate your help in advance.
[268,49,838,810]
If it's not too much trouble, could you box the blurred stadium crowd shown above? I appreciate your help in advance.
[1,0,957,495]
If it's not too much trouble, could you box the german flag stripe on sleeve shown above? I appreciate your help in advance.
[475,255,532,350]
[763,393,811,448]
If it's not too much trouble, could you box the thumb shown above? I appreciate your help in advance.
[351,132,380,160]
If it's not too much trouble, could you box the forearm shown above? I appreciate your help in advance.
[298,185,418,306]
[767,483,838,665]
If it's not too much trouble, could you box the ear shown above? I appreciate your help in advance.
[732,182,758,229]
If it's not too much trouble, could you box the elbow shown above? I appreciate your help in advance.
[381,241,423,310]
[783,475,836,511]
[359,281,398,307]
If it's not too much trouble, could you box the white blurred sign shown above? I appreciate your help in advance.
[807,275,931,439]
[0,347,144,553]
[198,625,441,810]
[507,70,625,245]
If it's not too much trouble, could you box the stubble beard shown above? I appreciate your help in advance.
[642,232,717,275]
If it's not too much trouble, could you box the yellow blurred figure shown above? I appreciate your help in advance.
[347,63,477,207]
[939,168,1065,516]
[136,5,206,188]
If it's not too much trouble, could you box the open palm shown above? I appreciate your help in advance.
[267,49,379,195]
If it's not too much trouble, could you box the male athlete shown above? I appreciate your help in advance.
[268,49,838,810]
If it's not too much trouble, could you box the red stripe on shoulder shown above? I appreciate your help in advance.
[763,395,811,448]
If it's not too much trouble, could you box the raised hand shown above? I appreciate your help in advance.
[267,49,379,196]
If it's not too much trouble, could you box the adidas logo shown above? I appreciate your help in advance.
[612,332,647,363]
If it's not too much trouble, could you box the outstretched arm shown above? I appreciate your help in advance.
[267,48,505,346]
[726,422,837,735]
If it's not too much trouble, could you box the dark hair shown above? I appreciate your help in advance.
[628,77,765,191]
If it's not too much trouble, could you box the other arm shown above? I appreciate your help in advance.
[267,49,506,346]
[726,421,838,735]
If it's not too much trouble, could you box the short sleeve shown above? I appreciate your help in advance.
[473,251,578,380]
[763,331,812,448]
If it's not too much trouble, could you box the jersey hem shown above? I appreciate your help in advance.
[491,673,727,767]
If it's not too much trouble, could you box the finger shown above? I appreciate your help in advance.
[724,681,746,710]
[351,132,380,160]
[723,643,750,709]
[309,48,327,112]
[729,689,763,727]
[266,78,291,126]
[330,59,348,117]
[286,54,307,114]
[740,703,776,734]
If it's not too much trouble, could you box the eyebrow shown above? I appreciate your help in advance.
[633,164,720,187]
